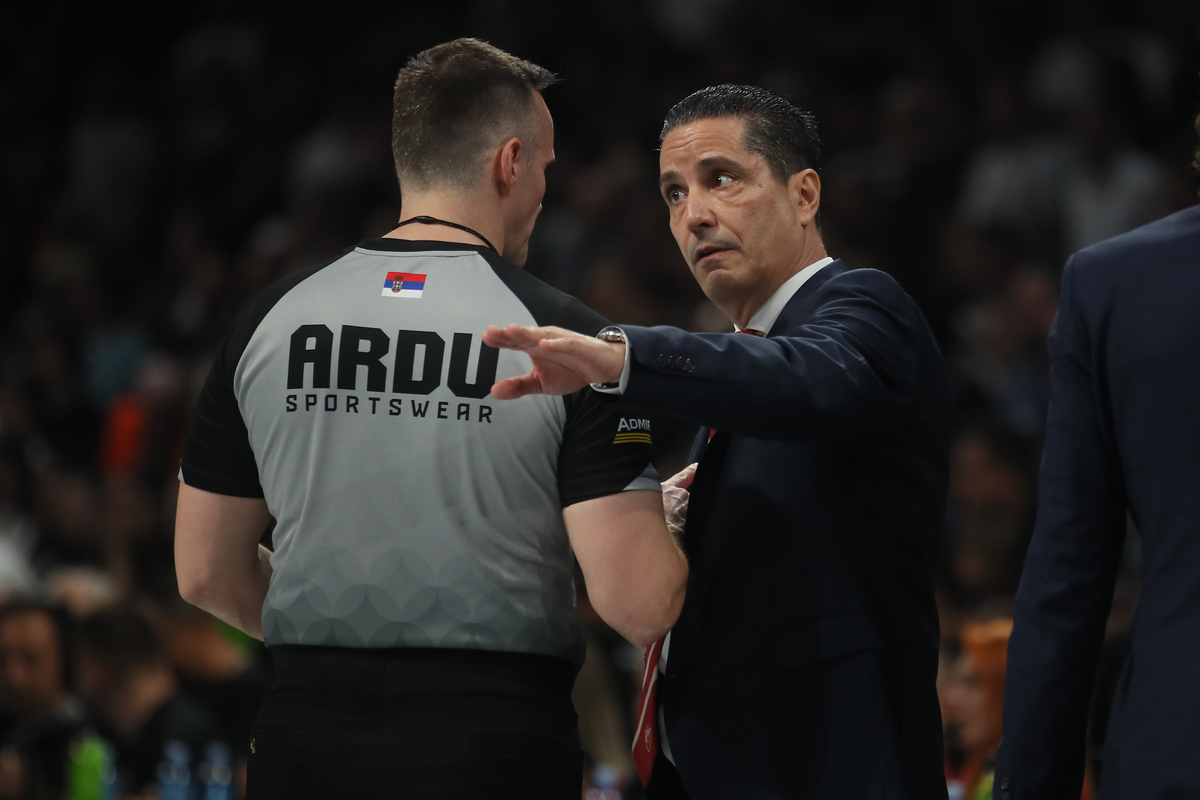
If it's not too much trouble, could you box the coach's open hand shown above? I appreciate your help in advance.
[484,324,625,399]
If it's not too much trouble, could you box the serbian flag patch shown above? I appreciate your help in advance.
[382,272,426,298]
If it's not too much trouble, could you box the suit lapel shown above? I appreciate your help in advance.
[682,430,731,555]
[767,259,846,337]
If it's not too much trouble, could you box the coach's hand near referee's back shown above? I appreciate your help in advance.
[484,324,625,398]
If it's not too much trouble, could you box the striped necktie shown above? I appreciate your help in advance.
[632,327,764,786]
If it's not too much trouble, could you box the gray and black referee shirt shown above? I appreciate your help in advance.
[181,239,659,668]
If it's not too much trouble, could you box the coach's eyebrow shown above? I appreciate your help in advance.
[658,170,682,192]
[695,155,741,173]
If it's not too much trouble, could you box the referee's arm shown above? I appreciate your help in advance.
[175,483,274,640]
[564,490,687,647]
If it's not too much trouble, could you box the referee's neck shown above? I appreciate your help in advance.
[383,191,504,253]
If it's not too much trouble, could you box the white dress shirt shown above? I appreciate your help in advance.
[736,256,834,335]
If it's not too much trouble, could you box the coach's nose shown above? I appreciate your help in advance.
[682,192,718,234]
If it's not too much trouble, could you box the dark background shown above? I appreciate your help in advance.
[0,0,1196,795]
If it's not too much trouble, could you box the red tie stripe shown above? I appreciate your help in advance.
[632,637,663,785]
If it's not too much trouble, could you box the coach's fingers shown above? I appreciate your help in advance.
[483,325,520,350]
[483,324,551,350]
[507,324,583,349]
[663,463,698,492]
[490,372,542,400]
[482,325,538,351]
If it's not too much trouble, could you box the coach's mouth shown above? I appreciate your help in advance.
[693,244,735,265]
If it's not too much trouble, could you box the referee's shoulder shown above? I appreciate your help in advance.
[480,250,610,336]
[215,246,351,355]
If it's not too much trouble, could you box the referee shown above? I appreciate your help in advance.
[174,39,687,799]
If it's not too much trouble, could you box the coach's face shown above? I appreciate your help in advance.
[659,116,821,327]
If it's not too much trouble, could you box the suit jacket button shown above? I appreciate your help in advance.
[999,778,1009,790]
[684,359,695,373]
[657,355,670,368]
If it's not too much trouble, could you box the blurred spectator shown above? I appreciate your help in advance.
[1059,91,1166,252]
[80,313,150,414]
[30,469,103,573]
[68,65,158,249]
[98,353,187,489]
[953,266,1059,439]
[943,425,1035,607]
[943,618,1014,799]
[957,76,1061,245]
[0,602,78,736]
[153,582,270,761]
[0,452,35,603]
[76,605,223,795]
[944,618,1097,800]
[948,617,1104,800]
[0,600,83,800]
[44,568,118,619]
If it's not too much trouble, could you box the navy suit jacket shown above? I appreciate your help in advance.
[996,204,1200,800]
[620,261,952,799]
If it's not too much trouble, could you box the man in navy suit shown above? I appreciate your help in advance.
[485,85,953,799]
[994,151,1200,797]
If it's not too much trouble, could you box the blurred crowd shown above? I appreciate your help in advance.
[0,0,1197,797]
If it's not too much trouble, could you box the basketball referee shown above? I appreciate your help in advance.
[174,39,687,799]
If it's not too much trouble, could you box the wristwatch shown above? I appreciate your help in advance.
[591,326,627,390]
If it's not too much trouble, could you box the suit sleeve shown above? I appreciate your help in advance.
[993,254,1127,798]
[620,269,922,442]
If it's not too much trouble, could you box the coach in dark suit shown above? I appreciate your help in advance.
[486,85,953,799]
[994,196,1200,798]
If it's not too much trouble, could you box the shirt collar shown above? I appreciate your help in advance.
[736,256,836,335]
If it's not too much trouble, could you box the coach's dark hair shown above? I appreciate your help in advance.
[660,85,821,184]
[392,38,556,190]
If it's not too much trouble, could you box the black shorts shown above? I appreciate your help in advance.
[246,645,582,800]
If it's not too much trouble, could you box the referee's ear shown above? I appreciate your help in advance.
[493,137,524,198]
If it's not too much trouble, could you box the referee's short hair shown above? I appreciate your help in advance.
[660,84,821,185]
[392,38,556,191]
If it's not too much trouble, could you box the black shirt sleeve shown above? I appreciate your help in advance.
[180,253,340,497]
[180,332,263,497]
[558,388,660,506]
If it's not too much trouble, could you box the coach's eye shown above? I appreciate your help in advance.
[665,188,684,204]
[715,174,734,188]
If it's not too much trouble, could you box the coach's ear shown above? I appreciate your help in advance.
[493,137,524,198]
[788,168,821,227]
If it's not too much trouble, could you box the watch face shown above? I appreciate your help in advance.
[598,327,625,343]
